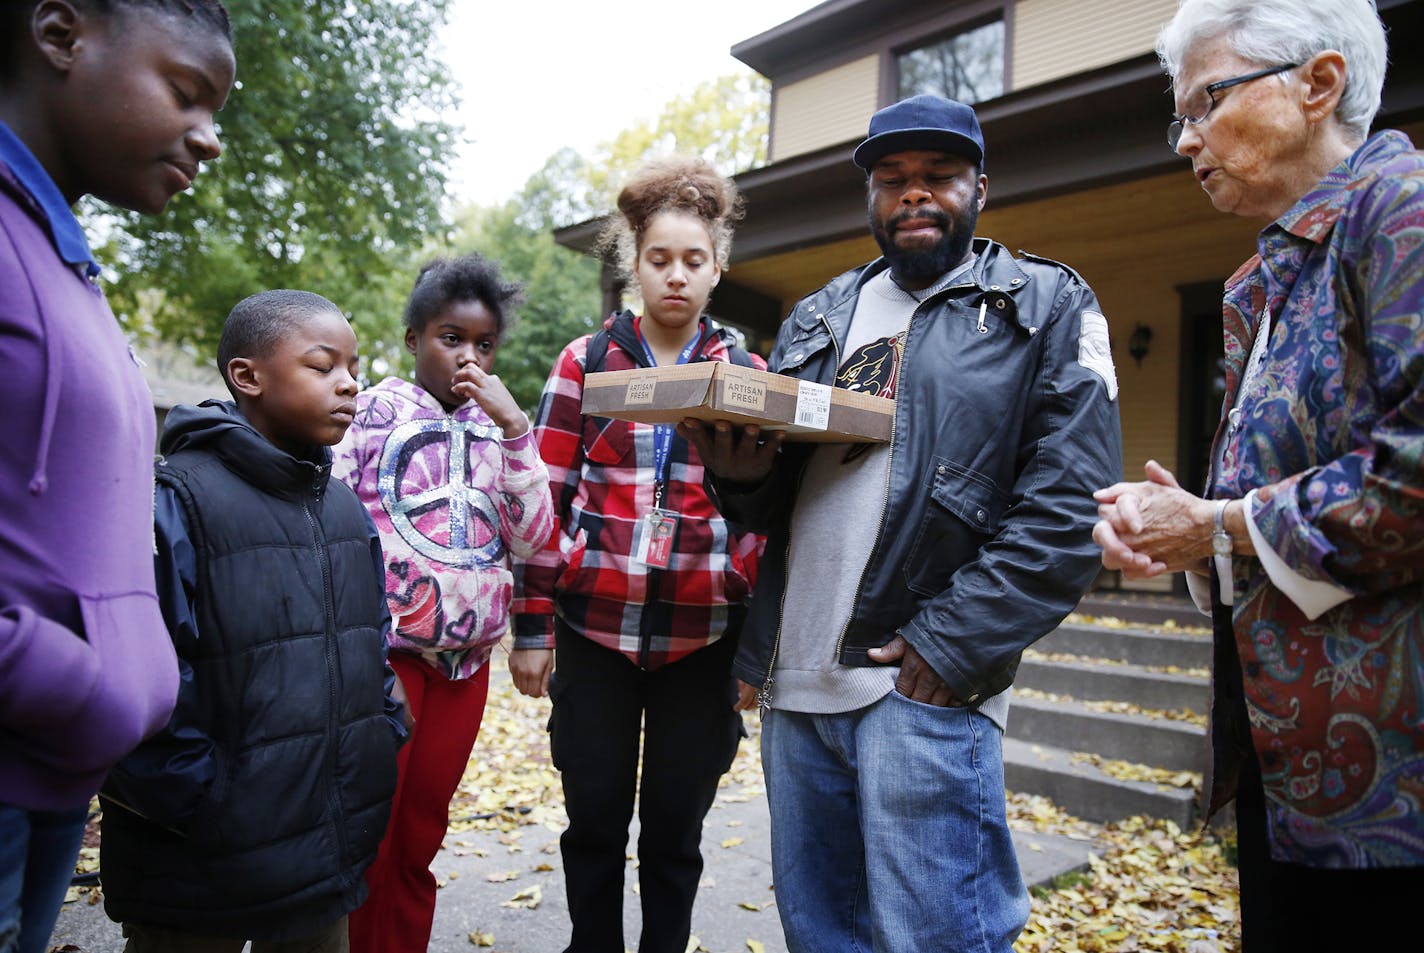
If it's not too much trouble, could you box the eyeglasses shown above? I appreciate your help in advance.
[1167,63,1300,150]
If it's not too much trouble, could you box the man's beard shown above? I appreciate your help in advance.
[869,203,978,286]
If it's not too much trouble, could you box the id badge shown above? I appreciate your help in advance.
[632,508,680,568]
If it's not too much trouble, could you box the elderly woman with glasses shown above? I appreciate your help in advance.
[1093,0,1424,947]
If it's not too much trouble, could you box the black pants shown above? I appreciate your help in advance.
[550,621,742,953]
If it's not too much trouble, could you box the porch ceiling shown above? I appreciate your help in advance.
[731,111,1424,317]
[553,0,1424,341]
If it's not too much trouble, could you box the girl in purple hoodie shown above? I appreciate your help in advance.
[0,3,235,952]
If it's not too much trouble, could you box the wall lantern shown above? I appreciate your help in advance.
[1128,324,1153,367]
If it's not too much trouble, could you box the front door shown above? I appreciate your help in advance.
[1176,281,1227,499]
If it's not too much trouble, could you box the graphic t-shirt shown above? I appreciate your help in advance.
[772,261,977,715]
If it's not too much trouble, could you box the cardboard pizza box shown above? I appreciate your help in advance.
[581,362,894,443]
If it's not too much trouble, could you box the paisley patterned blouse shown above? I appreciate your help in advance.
[1209,131,1424,867]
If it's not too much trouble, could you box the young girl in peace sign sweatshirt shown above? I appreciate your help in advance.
[333,252,554,953]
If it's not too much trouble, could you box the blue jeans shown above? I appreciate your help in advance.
[762,692,1028,953]
[0,802,89,953]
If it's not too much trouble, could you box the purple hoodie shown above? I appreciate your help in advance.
[0,127,178,811]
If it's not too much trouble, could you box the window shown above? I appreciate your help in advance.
[897,19,1005,105]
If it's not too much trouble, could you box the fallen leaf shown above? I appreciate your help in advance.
[78,655,1239,953]
[500,884,543,910]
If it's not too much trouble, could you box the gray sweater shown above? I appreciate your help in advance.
[772,263,1010,729]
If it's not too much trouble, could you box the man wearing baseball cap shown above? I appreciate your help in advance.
[682,94,1121,952]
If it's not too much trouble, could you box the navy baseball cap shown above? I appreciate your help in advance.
[852,94,985,171]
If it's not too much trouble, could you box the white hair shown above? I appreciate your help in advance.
[1157,0,1388,142]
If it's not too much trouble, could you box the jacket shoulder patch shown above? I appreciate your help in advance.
[1017,249,1087,285]
[1078,311,1118,401]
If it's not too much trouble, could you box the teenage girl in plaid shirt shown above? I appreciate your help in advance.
[511,157,765,953]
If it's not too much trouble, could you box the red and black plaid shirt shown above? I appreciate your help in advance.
[512,312,764,669]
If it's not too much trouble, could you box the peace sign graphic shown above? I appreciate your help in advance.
[377,418,507,568]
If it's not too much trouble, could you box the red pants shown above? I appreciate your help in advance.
[349,652,490,953]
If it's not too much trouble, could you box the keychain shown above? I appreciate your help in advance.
[630,327,697,569]
[632,507,680,568]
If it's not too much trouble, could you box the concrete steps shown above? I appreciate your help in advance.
[1004,738,1198,825]
[1010,694,1205,772]
[1004,593,1212,827]
[1075,590,1206,629]
[1017,655,1207,712]
[1036,622,1211,670]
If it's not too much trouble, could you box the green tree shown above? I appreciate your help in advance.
[443,70,773,410]
[451,194,602,413]
[583,71,770,221]
[514,147,600,232]
[93,0,458,377]
[525,71,771,230]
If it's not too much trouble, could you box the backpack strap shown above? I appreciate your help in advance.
[582,327,612,376]
[585,324,755,374]
[725,344,755,369]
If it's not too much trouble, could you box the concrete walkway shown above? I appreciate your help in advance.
[48,662,1097,953]
[49,788,1093,953]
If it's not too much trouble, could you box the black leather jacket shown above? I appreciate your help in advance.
[715,238,1122,707]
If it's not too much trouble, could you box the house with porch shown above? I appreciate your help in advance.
[554,0,1424,820]
[559,0,1424,552]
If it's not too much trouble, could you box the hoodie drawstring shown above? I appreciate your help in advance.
[28,285,64,496]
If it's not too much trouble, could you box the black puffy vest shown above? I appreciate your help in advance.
[100,416,397,940]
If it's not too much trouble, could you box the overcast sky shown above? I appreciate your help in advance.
[440,0,817,207]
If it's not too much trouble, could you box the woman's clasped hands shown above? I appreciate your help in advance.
[1092,459,1219,578]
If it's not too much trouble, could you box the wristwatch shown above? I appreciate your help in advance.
[1212,499,1232,557]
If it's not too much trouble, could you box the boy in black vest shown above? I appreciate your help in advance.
[98,290,408,953]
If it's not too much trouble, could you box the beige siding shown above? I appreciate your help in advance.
[734,170,1261,480]
[975,172,1258,483]
[770,55,881,162]
[1012,0,1178,90]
